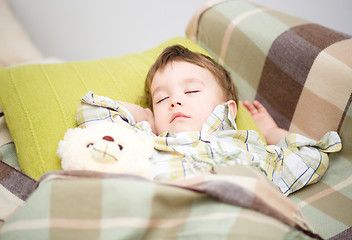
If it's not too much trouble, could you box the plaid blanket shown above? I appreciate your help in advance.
[186,0,352,239]
[0,161,322,239]
[0,161,36,227]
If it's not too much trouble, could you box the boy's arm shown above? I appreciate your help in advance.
[118,101,156,134]
[242,100,289,145]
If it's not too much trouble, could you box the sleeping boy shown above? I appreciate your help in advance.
[76,45,341,195]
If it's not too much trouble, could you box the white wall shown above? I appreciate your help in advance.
[9,0,352,61]
[9,0,207,61]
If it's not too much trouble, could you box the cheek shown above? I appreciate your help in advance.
[197,107,214,122]
[153,107,167,124]
[195,99,220,119]
[153,109,169,135]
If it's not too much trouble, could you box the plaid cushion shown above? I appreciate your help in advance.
[0,161,37,227]
[186,0,352,239]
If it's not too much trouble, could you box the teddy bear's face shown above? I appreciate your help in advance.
[57,122,154,178]
[87,134,126,164]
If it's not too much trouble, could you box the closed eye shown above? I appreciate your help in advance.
[156,96,169,104]
[185,90,200,94]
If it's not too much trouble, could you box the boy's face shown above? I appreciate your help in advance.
[151,61,226,135]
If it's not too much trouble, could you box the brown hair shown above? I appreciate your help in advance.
[142,45,238,110]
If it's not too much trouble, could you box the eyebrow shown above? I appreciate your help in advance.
[152,78,205,95]
[152,86,162,97]
[183,78,204,85]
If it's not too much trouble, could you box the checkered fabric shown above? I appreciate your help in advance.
[77,92,341,196]
[0,167,322,239]
[186,0,352,238]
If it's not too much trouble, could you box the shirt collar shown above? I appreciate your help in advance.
[200,100,237,136]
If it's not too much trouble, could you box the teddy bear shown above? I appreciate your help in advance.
[57,122,154,179]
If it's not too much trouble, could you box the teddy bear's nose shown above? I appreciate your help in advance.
[103,136,114,142]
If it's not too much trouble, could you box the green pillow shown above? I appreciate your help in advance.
[0,37,265,180]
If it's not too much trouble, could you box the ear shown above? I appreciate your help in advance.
[228,100,237,118]
[57,139,66,159]
[62,127,80,141]
[57,127,81,158]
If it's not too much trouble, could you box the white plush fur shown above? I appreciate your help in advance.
[57,122,154,179]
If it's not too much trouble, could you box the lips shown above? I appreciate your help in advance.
[170,112,190,123]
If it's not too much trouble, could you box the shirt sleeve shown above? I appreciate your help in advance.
[274,131,342,195]
[75,91,136,128]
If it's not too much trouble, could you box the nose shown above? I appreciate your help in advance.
[103,136,114,142]
[170,102,182,108]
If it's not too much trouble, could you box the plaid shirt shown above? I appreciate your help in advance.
[76,92,342,195]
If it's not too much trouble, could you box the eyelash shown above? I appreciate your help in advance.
[155,90,200,104]
[186,90,199,94]
[156,97,168,104]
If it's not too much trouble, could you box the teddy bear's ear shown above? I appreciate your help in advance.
[57,139,66,159]
[63,127,80,140]
[57,127,82,159]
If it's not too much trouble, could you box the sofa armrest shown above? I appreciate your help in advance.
[186,0,351,140]
[186,1,352,238]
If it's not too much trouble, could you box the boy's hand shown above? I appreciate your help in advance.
[242,100,278,135]
[242,100,289,145]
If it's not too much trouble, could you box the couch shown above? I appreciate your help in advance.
[187,1,352,239]
[1,0,351,239]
